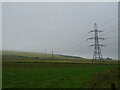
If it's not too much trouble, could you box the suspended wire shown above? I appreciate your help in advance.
[63,40,87,52]
[98,19,117,37]
[105,44,118,47]
[106,35,118,39]
[74,47,87,53]
[62,33,89,51]
[63,40,95,54]
[68,46,88,53]
[61,23,96,52]
[62,16,117,53]
[98,17,117,29]
[99,28,117,36]
[69,33,89,45]
[104,41,118,44]
[60,16,118,57]
[99,23,117,32]
[96,7,118,27]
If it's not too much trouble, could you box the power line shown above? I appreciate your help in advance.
[99,28,117,36]
[68,45,88,53]
[60,17,118,59]
[104,41,118,44]
[98,17,117,29]
[68,33,88,46]
[106,35,118,38]
[61,33,89,52]
[63,40,87,52]
[62,17,117,54]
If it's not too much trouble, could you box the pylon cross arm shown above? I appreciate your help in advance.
[98,37,105,40]
[89,44,104,47]
[89,30,103,33]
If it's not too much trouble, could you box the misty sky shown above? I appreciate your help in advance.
[2,2,118,59]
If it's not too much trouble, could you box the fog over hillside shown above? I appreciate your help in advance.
[2,2,118,59]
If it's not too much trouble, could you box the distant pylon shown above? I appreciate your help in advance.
[51,50,54,58]
[87,23,105,61]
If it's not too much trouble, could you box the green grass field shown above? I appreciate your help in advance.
[3,63,118,88]
[2,51,119,88]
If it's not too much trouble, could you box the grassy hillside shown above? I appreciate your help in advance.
[2,50,83,60]
[2,50,118,64]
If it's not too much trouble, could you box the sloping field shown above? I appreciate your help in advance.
[2,50,83,61]
[2,50,118,64]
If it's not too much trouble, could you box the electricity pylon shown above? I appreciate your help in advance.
[52,50,54,58]
[88,23,105,61]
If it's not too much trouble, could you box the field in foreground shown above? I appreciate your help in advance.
[3,63,118,88]
[2,50,119,88]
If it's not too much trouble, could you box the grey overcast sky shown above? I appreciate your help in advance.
[2,2,118,59]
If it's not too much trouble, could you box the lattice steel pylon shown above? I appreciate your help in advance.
[88,23,105,61]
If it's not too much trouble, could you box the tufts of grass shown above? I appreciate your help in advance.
[87,68,118,88]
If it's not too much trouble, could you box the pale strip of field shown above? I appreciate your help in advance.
[2,50,118,64]
[2,50,83,60]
